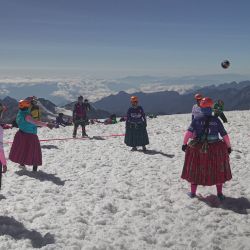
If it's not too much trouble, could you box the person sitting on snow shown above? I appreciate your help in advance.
[104,114,117,125]
[55,113,67,128]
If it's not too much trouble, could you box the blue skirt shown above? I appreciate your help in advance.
[124,123,149,147]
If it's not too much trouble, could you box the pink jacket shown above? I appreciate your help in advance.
[0,126,7,165]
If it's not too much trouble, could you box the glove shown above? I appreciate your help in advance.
[2,165,7,173]
[228,147,232,154]
[182,144,188,152]
[2,124,12,129]
[47,123,54,129]
[144,122,147,128]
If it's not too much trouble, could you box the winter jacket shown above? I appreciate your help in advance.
[126,106,146,125]
[191,104,203,120]
[73,103,90,120]
[16,110,37,134]
[188,112,227,141]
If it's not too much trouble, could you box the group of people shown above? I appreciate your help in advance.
[125,93,232,200]
[3,99,54,172]
[55,96,91,137]
[192,93,228,123]
[0,96,92,173]
[0,93,232,201]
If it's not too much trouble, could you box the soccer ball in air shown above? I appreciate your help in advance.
[221,60,230,69]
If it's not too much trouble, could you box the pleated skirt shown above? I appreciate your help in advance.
[181,140,232,186]
[9,130,42,166]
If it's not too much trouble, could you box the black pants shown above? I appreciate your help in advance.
[73,119,86,136]
[215,112,228,123]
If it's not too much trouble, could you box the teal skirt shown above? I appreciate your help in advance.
[124,123,149,147]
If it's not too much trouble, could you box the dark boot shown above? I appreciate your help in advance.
[82,125,87,137]
[142,146,146,152]
[73,123,78,138]
[33,166,38,172]
[82,131,88,137]
[217,193,226,201]
[131,147,137,151]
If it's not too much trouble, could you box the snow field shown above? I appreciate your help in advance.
[0,111,250,249]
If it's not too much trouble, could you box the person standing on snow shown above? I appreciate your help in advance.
[191,93,203,120]
[72,96,90,137]
[26,96,41,121]
[124,96,149,151]
[9,99,54,172]
[181,97,232,201]
[0,103,8,175]
[213,99,228,123]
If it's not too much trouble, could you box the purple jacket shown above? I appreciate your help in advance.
[191,104,203,120]
[73,103,90,119]
[188,114,227,140]
[126,106,146,125]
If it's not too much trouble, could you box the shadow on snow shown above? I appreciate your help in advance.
[15,170,65,186]
[0,216,55,248]
[41,145,59,150]
[0,194,6,200]
[198,195,250,214]
[140,149,175,158]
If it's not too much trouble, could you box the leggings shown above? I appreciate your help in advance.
[191,183,223,194]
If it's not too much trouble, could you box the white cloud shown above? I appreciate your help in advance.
[0,87,9,96]
[0,76,197,104]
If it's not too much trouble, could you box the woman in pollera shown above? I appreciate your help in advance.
[9,99,53,171]
[181,97,232,201]
[125,96,149,152]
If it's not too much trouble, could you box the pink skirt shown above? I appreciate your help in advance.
[181,140,232,186]
[9,130,42,166]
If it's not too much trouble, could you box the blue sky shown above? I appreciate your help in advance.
[0,0,250,78]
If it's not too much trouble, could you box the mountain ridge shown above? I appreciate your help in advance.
[1,80,250,122]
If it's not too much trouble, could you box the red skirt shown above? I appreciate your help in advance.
[181,140,232,186]
[9,130,42,166]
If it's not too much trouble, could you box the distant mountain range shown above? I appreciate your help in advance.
[0,97,111,123]
[94,80,250,115]
[1,74,250,105]
[1,80,250,123]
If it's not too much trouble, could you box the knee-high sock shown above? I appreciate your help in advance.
[191,183,197,194]
[216,184,223,194]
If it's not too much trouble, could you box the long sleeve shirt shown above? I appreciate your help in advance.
[187,115,227,141]
[73,103,90,120]
[191,104,203,120]
[126,106,146,125]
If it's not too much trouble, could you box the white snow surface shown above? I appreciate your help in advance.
[1,111,250,250]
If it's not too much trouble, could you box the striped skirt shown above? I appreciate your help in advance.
[125,123,149,147]
[181,140,232,186]
[9,130,42,166]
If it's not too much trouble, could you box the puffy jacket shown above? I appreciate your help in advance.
[16,110,37,134]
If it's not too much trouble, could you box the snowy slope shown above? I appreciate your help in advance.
[1,111,250,250]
